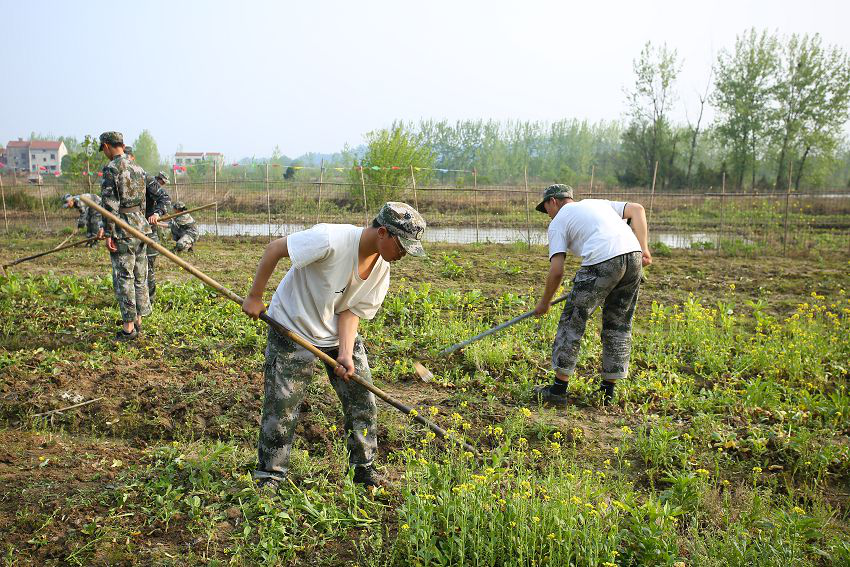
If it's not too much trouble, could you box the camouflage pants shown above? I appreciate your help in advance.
[174,234,195,252]
[85,217,100,238]
[552,251,642,381]
[255,328,377,481]
[147,229,159,302]
[109,237,151,323]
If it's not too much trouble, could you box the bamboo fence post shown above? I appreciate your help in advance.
[85,154,93,192]
[588,165,594,198]
[648,161,658,225]
[173,168,180,202]
[718,171,726,254]
[409,165,419,210]
[474,167,479,243]
[265,163,271,241]
[316,158,324,224]
[359,166,368,227]
[524,166,531,250]
[0,174,7,234]
[213,161,219,237]
[38,180,48,230]
[783,162,792,255]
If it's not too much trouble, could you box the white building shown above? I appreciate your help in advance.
[4,139,68,174]
[174,151,224,171]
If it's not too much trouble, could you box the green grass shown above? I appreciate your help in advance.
[1,248,849,565]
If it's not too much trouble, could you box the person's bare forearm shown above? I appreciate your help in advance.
[337,310,360,359]
[624,203,650,253]
[540,264,564,305]
[246,237,289,301]
[535,254,565,315]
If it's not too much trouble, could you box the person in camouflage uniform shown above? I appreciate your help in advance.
[143,172,171,302]
[169,201,199,252]
[98,131,152,341]
[63,193,103,245]
[532,184,652,406]
[241,202,427,490]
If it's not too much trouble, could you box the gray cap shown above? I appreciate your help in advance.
[124,146,134,156]
[535,183,574,213]
[98,131,124,150]
[376,202,426,257]
[155,171,169,183]
[173,200,187,211]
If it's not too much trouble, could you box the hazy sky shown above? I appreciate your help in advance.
[2,0,848,160]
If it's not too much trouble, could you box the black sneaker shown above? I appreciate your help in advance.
[115,328,138,342]
[352,464,385,488]
[599,380,616,406]
[532,384,570,407]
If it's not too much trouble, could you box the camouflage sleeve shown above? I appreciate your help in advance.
[146,180,171,216]
[100,166,119,237]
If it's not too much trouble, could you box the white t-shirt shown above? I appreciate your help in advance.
[547,199,642,266]
[267,224,390,347]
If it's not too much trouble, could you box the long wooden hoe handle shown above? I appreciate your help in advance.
[3,236,98,269]
[80,196,478,455]
[440,294,569,355]
[158,202,217,223]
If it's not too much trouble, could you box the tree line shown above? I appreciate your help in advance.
[25,28,850,192]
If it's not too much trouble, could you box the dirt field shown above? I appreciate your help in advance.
[1,236,848,565]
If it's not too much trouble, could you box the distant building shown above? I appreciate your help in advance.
[174,151,224,171]
[0,146,5,167]
[4,138,68,174]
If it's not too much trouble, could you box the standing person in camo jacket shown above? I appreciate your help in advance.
[63,193,103,245]
[241,202,427,490]
[169,201,199,252]
[97,131,154,341]
[532,184,652,406]
[143,172,171,302]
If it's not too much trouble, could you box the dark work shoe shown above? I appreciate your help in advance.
[599,380,616,406]
[533,384,570,407]
[353,464,385,488]
[115,328,138,342]
[256,477,281,493]
[115,319,141,332]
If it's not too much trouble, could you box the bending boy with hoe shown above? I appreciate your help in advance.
[242,202,427,489]
[532,184,652,406]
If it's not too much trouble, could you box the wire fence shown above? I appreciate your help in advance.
[1,174,849,256]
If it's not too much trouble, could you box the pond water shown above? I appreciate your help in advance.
[197,223,720,249]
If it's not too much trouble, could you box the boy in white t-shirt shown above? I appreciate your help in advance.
[532,184,652,406]
[242,202,427,488]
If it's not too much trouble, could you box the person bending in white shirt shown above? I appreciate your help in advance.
[532,184,652,406]
[242,202,427,489]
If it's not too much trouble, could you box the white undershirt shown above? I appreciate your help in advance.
[267,224,390,347]
[547,199,642,266]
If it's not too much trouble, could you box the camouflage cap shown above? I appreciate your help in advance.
[62,193,74,207]
[376,202,426,257]
[173,200,187,211]
[535,183,574,213]
[124,146,134,156]
[98,131,124,150]
[155,171,169,183]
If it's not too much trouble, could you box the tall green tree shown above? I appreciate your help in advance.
[348,122,435,209]
[712,29,779,190]
[622,42,681,188]
[131,130,161,174]
[61,135,108,187]
[770,33,850,190]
